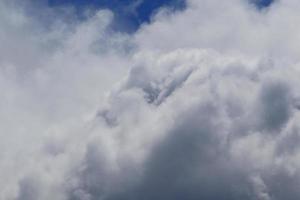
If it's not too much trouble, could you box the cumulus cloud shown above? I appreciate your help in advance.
[2,0,300,200]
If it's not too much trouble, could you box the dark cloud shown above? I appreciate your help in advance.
[123,104,248,200]
[73,102,254,200]
[257,81,292,132]
[17,177,41,200]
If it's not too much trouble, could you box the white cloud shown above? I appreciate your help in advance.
[1,0,300,199]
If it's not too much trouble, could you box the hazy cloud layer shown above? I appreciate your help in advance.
[1,0,300,200]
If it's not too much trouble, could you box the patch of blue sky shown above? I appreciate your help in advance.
[34,0,274,33]
[47,0,186,32]
[254,0,274,9]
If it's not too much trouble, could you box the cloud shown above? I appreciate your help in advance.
[1,0,300,200]
[135,0,300,61]
[66,49,300,200]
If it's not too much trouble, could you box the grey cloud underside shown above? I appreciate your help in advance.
[66,50,300,200]
[13,49,300,200]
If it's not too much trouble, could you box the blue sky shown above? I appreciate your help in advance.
[47,0,186,32]
[255,0,274,9]
[37,0,274,32]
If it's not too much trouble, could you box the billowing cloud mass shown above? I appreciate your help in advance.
[1,0,300,199]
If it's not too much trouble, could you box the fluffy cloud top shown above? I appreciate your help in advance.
[1,0,300,200]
